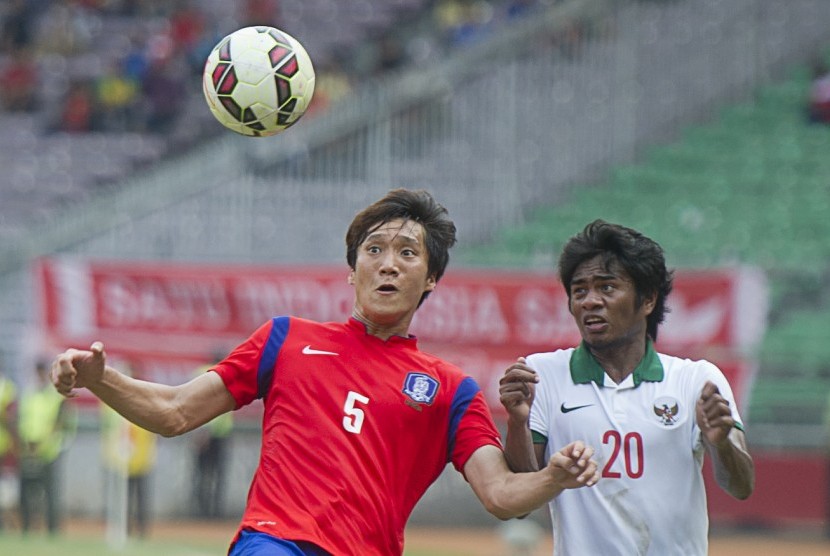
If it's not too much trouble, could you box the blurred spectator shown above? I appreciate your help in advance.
[308,61,353,115]
[17,360,77,535]
[96,61,141,131]
[59,80,95,132]
[807,58,830,125]
[376,32,407,75]
[434,0,494,48]
[191,355,233,520]
[169,2,206,53]
[141,58,186,134]
[240,0,281,27]
[0,364,17,531]
[0,48,39,112]
[505,0,539,19]
[1,0,37,53]
[36,2,98,55]
[122,33,150,83]
[186,23,224,78]
[101,398,157,538]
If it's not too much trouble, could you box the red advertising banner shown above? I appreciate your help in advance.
[34,258,767,415]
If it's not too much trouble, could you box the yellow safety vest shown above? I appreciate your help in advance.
[100,405,156,476]
[18,386,72,463]
[0,377,16,456]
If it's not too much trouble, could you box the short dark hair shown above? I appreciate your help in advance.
[345,189,457,306]
[558,219,674,341]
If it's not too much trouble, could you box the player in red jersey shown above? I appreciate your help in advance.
[51,189,600,555]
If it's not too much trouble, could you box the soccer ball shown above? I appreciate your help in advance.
[202,26,316,137]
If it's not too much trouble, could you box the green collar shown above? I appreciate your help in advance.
[570,339,664,386]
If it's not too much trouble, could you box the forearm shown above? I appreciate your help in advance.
[709,429,754,500]
[466,445,568,520]
[484,465,565,519]
[88,366,190,437]
[504,416,539,473]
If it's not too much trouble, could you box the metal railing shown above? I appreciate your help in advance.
[2,0,830,383]
[5,0,830,276]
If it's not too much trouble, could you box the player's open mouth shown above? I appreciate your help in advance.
[377,284,398,293]
[583,316,607,331]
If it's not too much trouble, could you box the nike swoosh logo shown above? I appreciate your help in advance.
[560,403,593,414]
[302,345,339,356]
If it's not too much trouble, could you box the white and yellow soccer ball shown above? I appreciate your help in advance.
[202,26,316,137]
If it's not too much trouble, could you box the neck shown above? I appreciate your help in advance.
[351,310,411,341]
[588,337,648,384]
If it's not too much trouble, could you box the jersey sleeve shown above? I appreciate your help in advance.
[448,377,503,474]
[213,317,290,408]
[699,361,743,425]
[690,360,745,450]
[526,353,552,444]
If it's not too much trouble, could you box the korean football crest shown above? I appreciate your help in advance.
[402,372,439,405]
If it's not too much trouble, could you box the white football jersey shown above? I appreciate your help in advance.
[527,342,743,556]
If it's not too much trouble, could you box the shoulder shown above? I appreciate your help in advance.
[658,352,722,375]
[526,348,575,374]
[263,316,345,337]
[417,348,467,380]
[658,352,730,388]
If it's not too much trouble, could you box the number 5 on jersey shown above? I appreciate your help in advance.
[343,390,370,434]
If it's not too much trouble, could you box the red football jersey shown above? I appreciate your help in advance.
[214,317,502,555]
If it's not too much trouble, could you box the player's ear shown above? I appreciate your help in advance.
[642,291,657,315]
[348,269,355,285]
[424,275,436,292]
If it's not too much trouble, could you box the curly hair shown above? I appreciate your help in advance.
[558,219,674,341]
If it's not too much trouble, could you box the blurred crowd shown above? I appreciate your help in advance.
[0,353,233,536]
[0,0,261,134]
[0,0,559,138]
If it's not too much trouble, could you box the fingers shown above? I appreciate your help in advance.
[574,453,600,487]
[499,379,533,399]
[550,441,600,487]
[49,341,106,399]
[51,349,80,398]
[499,358,539,410]
[567,442,599,485]
[699,380,719,400]
[698,381,732,420]
[90,341,106,367]
[499,358,538,386]
[697,381,735,441]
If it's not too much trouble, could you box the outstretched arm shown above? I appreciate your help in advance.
[696,380,754,500]
[464,442,599,520]
[52,342,235,437]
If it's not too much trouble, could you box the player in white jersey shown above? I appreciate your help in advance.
[499,219,754,555]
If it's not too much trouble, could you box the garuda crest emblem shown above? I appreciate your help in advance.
[653,396,681,426]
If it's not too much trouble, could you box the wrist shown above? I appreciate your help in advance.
[506,411,530,428]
